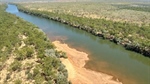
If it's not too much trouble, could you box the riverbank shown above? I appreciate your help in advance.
[16,4,150,57]
[53,41,122,84]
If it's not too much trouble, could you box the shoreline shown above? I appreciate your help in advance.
[53,41,122,84]
[17,7,150,57]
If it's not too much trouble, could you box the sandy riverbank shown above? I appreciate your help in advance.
[53,41,122,84]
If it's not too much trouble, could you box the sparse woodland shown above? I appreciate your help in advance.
[0,4,70,84]
[16,2,150,57]
[19,2,150,25]
[0,1,149,84]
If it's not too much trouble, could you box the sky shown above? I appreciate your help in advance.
[1,0,150,3]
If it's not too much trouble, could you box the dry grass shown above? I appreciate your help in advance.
[19,2,150,25]
[0,35,38,84]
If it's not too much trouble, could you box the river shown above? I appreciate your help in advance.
[6,4,150,84]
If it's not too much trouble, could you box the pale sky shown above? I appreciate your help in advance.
[1,0,150,3]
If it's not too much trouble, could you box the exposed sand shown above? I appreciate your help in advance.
[53,41,122,84]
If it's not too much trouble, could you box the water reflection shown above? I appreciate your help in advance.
[6,4,18,13]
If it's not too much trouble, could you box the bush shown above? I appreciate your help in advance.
[14,79,22,84]
[56,73,68,84]
[0,4,69,83]
[15,46,34,60]
[27,72,33,80]
[10,60,21,71]
[55,51,67,58]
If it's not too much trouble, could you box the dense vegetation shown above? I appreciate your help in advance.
[0,4,69,84]
[16,3,150,57]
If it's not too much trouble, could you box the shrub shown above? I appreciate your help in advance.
[15,46,34,60]
[14,79,22,84]
[10,60,21,71]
